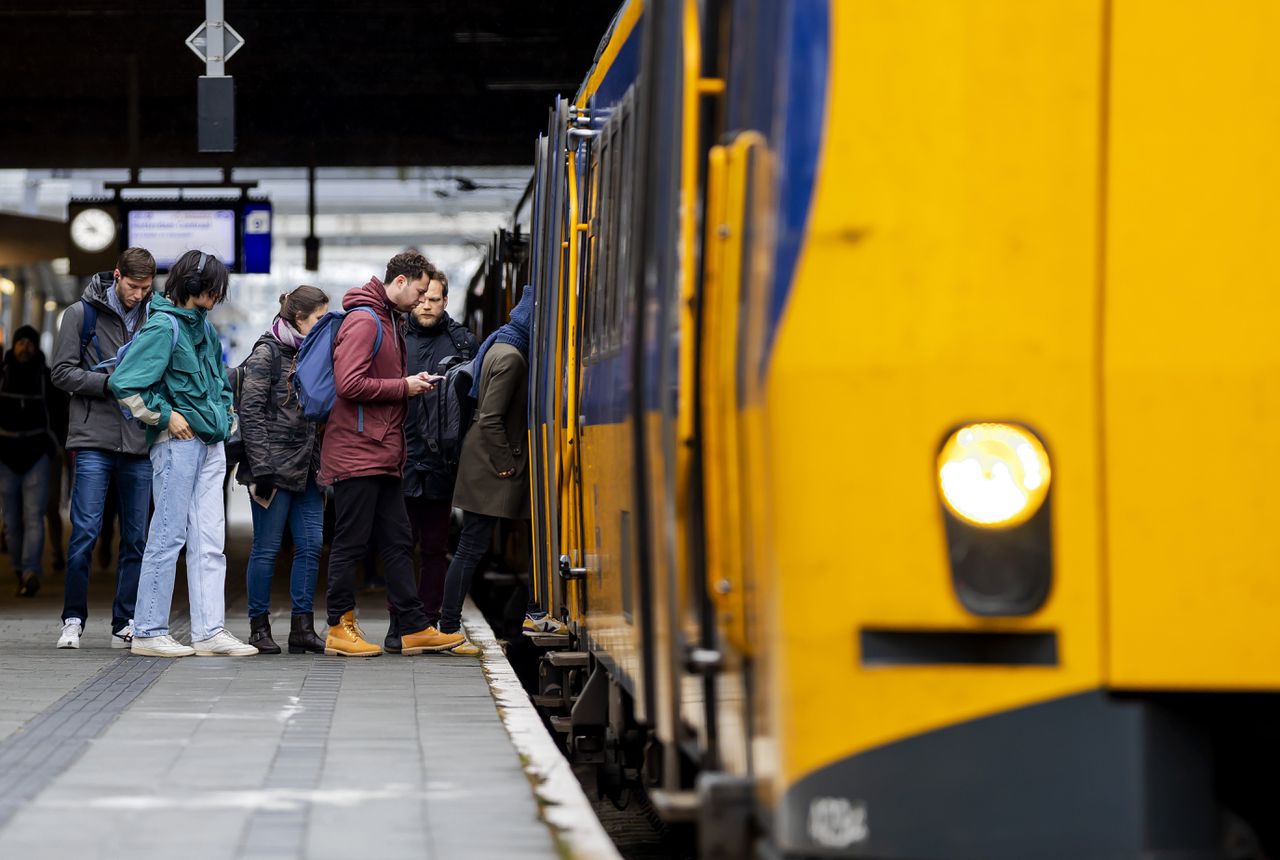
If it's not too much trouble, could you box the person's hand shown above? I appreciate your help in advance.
[497,467,516,479]
[405,375,435,397]
[254,475,276,498]
[168,411,195,440]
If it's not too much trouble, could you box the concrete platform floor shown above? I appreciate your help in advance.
[0,523,608,860]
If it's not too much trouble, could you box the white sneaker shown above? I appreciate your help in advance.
[132,634,196,657]
[193,629,258,657]
[111,619,135,649]
[57,618,83,649]
[522,613,568,637]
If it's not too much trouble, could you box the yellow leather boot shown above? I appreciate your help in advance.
[400,626,466,655]
[324,612,382,657]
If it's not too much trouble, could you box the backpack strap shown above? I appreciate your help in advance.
[79,300,105,366]
[267,342,284,420]
[166,314,182,352]
[352,306,384,357]
[347,307,384,436]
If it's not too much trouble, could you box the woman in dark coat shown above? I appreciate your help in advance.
[0,326,67,597]
[238,286,329,654]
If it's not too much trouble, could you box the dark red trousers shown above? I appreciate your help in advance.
[405,496,453,627]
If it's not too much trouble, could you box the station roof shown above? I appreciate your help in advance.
[0,2,618,169]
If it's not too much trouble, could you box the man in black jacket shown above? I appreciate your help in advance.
[49,247,155,649]
[386,268,477,652]
[1,326,68,598]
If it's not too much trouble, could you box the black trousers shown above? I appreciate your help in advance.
[327,476,429,631]
[439,511,497,634]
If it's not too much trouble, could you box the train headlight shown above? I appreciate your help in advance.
[937,423,1051,529]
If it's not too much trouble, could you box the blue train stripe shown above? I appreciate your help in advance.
[763,0,830,375]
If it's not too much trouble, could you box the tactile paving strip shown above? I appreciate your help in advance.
[238,658,346,860]
[0,655,171,827]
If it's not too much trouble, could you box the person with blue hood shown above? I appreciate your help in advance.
[436,285,537,654]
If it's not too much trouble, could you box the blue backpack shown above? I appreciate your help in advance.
[93,314,183,372]
[293,307,383,422]
[92,312,212,422]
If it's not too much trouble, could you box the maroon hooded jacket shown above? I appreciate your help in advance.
[318,277,410,486]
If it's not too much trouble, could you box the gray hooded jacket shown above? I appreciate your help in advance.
[50,273,149,455]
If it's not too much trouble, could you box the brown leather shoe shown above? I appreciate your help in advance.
[400,626,465,655]
[324,611,382,657]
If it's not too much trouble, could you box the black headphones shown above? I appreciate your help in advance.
[185,252,209,294]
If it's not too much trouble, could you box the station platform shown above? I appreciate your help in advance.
[0,527,618,860]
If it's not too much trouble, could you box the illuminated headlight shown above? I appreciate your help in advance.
[937,423,1051,529]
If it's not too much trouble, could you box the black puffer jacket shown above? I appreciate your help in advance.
[0,349,66,474]
[404,313,477,500]
[237,334,320,492]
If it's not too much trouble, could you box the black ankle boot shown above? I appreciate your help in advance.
[384,613,402,654]
[249,613,281,654]
[288,613,326,654]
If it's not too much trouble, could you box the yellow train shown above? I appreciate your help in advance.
[483,1,1280,857]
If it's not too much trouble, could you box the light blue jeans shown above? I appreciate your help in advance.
[134,439,228,641]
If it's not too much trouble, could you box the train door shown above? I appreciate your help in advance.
[630,0,748,804]
[528,133,554,615]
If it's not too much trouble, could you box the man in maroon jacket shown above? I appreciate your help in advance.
[319,252,466,656]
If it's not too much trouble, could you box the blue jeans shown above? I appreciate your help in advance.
[0,455,50,583]
[134,439,228,641]
[62,450,152,632]
[246,479,323,617]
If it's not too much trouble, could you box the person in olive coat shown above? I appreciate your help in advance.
[436,286,534,654]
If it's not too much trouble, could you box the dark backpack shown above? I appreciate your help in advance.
[418,354,476,472]
[225,342,284,472]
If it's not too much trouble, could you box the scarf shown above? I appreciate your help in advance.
[271,317,305,350]
[105,280,148,336]
[468,285,533,398]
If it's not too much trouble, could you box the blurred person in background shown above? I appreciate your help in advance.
[0,325,67,598]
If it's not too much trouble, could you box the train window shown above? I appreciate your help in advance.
[581,147,598,361]
[614,94,634,351]
[596,131,610,356]
[602,120,620,355]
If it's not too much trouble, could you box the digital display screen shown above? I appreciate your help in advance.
[127,209,237,269]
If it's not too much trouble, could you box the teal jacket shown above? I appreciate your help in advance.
[109,294,234,446]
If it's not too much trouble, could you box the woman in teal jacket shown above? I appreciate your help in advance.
[109,250,256,658]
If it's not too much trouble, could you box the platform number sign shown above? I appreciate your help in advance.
[245,210,271,235]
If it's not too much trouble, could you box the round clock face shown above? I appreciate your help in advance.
[70,208,117,253]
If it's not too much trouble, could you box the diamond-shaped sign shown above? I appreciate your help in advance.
[186,21,245,63]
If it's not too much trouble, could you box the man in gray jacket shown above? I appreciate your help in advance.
[50,247,156,650]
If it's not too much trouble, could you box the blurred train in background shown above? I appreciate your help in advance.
[467,1,1280,858]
